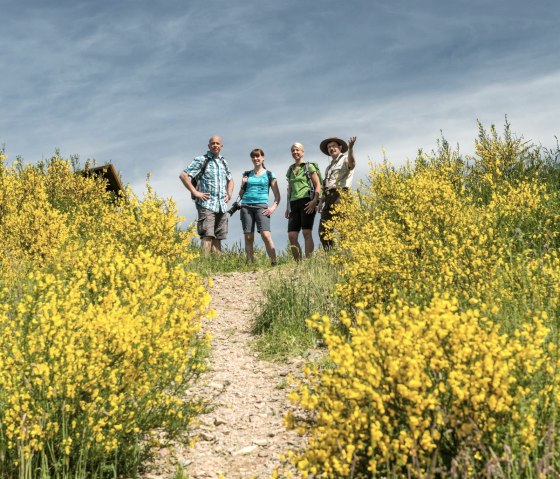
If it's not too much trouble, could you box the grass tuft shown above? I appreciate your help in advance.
[252,252,343,359]
[185,241,291,275]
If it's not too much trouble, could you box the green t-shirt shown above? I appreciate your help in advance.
[287,163,318,201]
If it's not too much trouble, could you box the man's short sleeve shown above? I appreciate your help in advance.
[184,156,205,177]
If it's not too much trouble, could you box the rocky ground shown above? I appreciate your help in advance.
[143,270,309,479]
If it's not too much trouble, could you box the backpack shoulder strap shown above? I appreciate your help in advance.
[303,163,318,198]
[304,162,319,181]
[313,162,322,180]
[220,156,232,177]
[192,154,210,181]
[303,163,314,186]
[240,170,251,192]
[286,164,294,179]
[199,154,211,176]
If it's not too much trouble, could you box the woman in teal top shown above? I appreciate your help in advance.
[237,148,281,265]
[284,142,321,261]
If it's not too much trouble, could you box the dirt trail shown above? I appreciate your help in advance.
[145,270,306,478]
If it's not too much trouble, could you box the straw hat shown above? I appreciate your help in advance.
[320,137,348,155]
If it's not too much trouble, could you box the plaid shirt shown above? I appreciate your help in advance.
[185,151,232,213]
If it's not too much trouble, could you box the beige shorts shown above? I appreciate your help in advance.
[197,206,228,240]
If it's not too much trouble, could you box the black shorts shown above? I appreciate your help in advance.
[288,197,317,232]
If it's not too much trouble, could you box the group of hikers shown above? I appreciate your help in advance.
[179,135,357,264]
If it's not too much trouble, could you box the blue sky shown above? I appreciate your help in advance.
[2,0,560,250]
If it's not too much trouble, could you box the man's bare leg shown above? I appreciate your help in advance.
[201,236,213,257]
[211,238,222,255]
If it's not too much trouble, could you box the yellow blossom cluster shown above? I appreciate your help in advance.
[0,151,210,477]
[287,125,560,477]
[328,160,556,312]
[288,300,554,477]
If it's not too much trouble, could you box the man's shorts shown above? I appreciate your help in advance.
[288,197,317,232]
[197,206,228,240]
[240,204,271,234]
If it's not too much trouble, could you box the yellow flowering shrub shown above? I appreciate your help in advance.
[288,299,554,477]
[287,125,560,477]
[330,162,556,312]
[0,158,70,265]
[0,151,209,478]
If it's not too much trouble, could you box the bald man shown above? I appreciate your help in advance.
[180,135,234,256]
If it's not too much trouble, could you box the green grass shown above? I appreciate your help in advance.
[184,242,344,359]
[252,251,344,359]
[184,242,343,359]
[185,241,292,276]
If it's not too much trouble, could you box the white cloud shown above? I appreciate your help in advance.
[2,0,560,250]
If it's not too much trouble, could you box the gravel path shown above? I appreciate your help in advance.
[144,269,306,478]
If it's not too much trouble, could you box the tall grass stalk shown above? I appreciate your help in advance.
[252,252,343,359]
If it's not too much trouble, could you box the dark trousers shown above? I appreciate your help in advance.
[319,189,342,249]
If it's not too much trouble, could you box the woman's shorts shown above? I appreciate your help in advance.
[288,197,316,232]
[240,204,270,234]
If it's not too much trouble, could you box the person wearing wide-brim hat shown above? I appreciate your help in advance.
[317,136,357,249]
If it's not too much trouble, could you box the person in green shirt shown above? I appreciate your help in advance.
[284,142,321,261]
